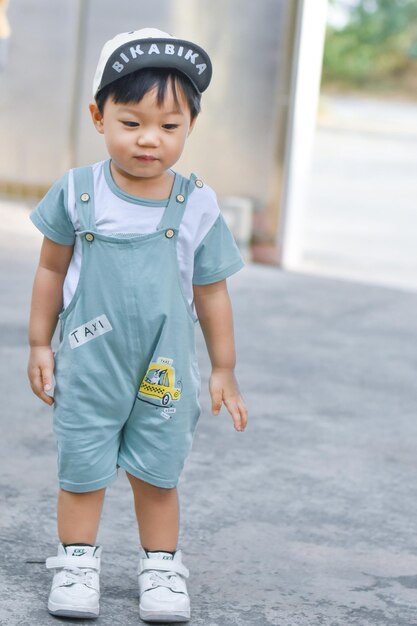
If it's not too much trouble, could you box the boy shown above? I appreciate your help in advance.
[27,27,247,622]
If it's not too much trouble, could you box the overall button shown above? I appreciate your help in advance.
[176,194,185,203]
[195,179,204,188]
[85,233,94,242]
[165,229,175,239]
[80,193,90,202]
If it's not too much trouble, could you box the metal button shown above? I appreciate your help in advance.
[85,233,94,242]
[165,229,175,239]
[176,194,185,203]
[195,179,204,188]
[80,193,90,202]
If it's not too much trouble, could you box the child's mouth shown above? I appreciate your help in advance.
[135,155,158,162]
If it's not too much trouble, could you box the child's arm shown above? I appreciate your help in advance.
[27,237,73,405]
[193,280,248,432]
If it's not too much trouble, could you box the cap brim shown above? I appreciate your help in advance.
[94,38,212,96]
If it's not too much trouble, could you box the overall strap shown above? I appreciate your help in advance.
[158,173,198,232]
[72,166,96,232]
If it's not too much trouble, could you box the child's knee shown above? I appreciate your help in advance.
[127,472,176,498]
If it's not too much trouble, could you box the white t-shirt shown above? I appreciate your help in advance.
[30,159,244,309]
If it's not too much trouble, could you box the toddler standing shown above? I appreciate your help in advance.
[27,27,247,622]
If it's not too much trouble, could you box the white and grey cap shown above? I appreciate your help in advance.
[92,27,212,97]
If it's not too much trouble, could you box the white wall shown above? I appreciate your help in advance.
[278,0,328,268]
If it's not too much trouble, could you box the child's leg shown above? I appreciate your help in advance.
[128,474,191,621]
[57,488,106,545]
[126,473,179,551]
[45,488,105,618]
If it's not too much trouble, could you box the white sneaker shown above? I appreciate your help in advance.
[138,548,191,622]
[45,544,101,618]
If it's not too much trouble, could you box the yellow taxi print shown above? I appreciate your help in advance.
[138,357,182,407]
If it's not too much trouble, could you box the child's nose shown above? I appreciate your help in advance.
[137,129,160,147]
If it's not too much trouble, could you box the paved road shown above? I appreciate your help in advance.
[1,200,417,625]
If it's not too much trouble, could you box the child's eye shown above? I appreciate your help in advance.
[163,124,179,130]
[122,121,139,127]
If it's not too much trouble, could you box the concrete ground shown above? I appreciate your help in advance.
[1,199,417,626]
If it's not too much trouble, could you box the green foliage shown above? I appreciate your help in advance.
[323,0,417,91]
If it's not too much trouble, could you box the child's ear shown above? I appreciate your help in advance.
[89,102,104,134]
[188,115,198,136]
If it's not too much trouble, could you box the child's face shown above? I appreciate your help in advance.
[90,83,196,184]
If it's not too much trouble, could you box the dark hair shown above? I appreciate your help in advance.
[95,68,201,120]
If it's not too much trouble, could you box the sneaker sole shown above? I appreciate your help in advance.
[139,606,190,622]
[48,600,99,619]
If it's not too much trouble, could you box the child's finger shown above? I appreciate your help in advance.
[211,388,223,415]
[29,367,54,406]
[39,389,54,405]
[224,397,244,432]
[41,366,54,404]
[237,399,248,431]
[41,366,54,394]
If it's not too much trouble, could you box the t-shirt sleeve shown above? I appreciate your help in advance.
[29,172,75,245]
[192,214,245,285]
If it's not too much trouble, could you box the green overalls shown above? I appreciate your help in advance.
[54,166,201,492]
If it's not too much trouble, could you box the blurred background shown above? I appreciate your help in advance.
[304,0,417,292]
[0,0,416,291]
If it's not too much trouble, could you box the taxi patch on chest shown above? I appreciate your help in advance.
[69,314,113,349]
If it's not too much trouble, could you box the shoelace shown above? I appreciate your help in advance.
[149,571,181,591]
[63,567,95,586]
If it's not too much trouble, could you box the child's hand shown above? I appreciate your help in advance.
[209,368,248,432]
[27,346,55,406]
